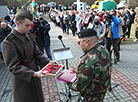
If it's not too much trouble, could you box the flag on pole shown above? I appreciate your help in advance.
[76,0,82,33]
[31,0,37,18]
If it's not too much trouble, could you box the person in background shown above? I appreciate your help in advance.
[67,29,110,102]
[106,10,120,62]
[55,12,60,27]
[93,10,97,18]
[2,10,57,102]
[34,14,52,60]
[123,9,132,38]
[133,17,138,42]
[60,12,66,34]
[0,22,12,60]
[58,4,62,11]
[10,14,16,28]
[0,21,11,41]
[116,10,124,51]
[90,8,94,20]
[130,9,136,24]
[69,10,76,36]
[4,20,12,29]
[97,11,103,21]
[71,4,74,10]
[46,5,50,14]
[37,6,40,13]
[5,13,11,22]
[88,16,106,46]
[13,7,17,14]
[82,12,91,29]
[16,7,20,12]
[64,11,69,34]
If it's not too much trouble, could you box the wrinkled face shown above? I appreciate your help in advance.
[78,39,87,53]
[18,18,32,34]
[1,23,7,30]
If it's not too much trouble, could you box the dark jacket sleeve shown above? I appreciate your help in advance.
[42,20,51,32]
[2,40,35,83]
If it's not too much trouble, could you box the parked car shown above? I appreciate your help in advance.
[90,0,102,9]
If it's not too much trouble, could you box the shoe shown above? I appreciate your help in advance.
[115,58,119,62]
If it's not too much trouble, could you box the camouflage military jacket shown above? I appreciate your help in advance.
[68,44,110,102]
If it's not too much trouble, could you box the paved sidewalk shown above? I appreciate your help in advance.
[0,14,138,102]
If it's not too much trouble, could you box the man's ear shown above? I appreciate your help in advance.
[85,40,89,46]
[16,21,20,26]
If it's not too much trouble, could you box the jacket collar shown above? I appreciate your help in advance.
[80,43,99,58]
[12,28,30,42]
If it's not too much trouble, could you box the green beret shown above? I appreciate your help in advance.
[15,10,33,21]
[78,29,97,38]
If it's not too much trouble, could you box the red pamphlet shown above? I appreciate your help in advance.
[57,70,77,83]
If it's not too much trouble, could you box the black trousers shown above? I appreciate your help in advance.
[124,24,132,38]
[106,38,120,60]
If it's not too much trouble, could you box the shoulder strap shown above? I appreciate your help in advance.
[92,24,95,30]
[6,33,15,42]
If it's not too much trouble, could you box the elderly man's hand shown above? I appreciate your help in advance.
[99,36,102,40]
[70,66,77,72]
[49,60,58,65]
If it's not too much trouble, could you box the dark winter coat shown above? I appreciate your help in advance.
[2,28,50,102]
[0,26,11,42]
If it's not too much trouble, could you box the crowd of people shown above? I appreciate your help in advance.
[48,7,137,62]
[0,5,137,65]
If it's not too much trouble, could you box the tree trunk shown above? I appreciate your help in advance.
[115,0,119,4]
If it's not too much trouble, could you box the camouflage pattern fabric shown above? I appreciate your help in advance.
[67,44,110,102]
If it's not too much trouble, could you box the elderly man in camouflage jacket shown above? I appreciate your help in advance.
[67,29,110,102]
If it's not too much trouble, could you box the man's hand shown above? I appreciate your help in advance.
[119,18,122,22]
[99,36,102,40]
[40,22,43,27]
[70,66,77,72]
[49,61,58,65]
[33,70,47,78]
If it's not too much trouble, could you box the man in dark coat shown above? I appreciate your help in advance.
[123,9,133,38]
[0,21,11,60]
[0,22,11,42]
[69,10,76,36]
[5,13,11,22]
[33,14,52,60]
[2,10,56,102]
